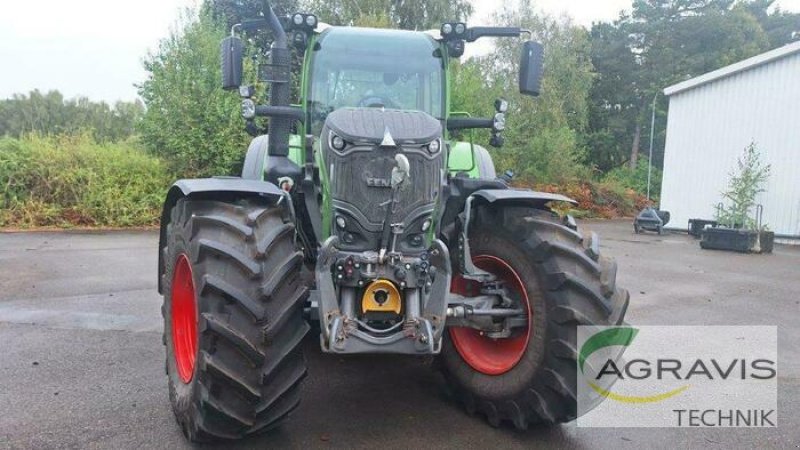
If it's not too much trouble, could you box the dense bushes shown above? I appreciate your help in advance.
[603,159,663,200]
[0,135,172,227]
[0,132,649,228]
[526,180,649,219]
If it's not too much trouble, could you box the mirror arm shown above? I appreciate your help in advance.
[446,117,493,130]
[254,105,305,123]
[238,19,269,33]
[464,27,521,43]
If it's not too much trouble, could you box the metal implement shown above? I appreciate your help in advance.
[361,279,402,314]
[634,207,671,235]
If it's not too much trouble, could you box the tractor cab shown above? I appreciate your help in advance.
[305,27,444,137]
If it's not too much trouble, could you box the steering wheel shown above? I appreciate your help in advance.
[357,95,398,109]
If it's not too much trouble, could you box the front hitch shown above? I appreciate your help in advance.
[314,237,452,354]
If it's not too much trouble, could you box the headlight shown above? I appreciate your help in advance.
[454,23,466,35]
[336,215,347,229]
[495,98,508,113]
[421,218,432,232]
[441,23,453,35]
[331,134,346,151]
[293,14,304,25]
[238,85,254,98]
[305,14,317,27]
[493,113,506,131]
[241,99,256,119]
[427,139,440,154]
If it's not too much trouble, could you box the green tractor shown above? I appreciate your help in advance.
[157,1,629,441]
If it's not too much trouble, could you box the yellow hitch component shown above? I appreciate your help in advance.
[361,279,402,314]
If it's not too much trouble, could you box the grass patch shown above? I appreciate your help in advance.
[1,134,173,228]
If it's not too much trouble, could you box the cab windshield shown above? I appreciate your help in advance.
[307,27,445,135]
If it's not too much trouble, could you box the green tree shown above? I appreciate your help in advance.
[207,0,300,53]
[304,0,472,29]
[587,0,770,174]
[208,0,299,27]
[451,0,594,183]
[138,8,252,177]
[737,0,800,48]
[0,89,143,142]
[585,20,640,173]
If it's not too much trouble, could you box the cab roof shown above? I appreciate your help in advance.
[316,26,439,55]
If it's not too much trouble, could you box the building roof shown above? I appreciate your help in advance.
[664,40,800,96]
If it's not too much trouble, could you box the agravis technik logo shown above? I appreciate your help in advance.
[577,326,777,427]
[579,327,690,403]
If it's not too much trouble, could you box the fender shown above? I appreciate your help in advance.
[156,177,284,293]
[471,188,577,207]
[459,188,577,280]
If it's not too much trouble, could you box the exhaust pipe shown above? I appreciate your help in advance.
[262,1,291,158]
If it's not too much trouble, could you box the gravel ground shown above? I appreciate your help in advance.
[0,221,798,449]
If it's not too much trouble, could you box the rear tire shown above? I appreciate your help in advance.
[439,206,629,429]
[162,197,309,441]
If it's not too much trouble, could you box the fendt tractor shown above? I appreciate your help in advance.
[157,1,629,441]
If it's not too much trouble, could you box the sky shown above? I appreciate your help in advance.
[1,0,798,103]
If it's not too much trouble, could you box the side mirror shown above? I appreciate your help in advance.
[221,36,244,91]
[519,41,543,97]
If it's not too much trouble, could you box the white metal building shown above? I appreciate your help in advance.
[660,41,800,239]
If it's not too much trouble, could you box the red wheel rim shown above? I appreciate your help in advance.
[449,255,531,375]
[171,253,198,384]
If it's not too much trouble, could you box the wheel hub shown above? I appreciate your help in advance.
[171,253,198,384]
[449,255,531,375]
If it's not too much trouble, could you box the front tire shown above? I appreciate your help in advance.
[162,197,309,441]
[439,206,629,429]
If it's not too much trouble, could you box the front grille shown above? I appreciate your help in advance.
[320,108,444,252]
[328,146,441,227]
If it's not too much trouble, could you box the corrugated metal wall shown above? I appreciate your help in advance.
[660,51,800,237]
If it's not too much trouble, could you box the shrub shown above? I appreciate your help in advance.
[0,135,173,227]
[516,179,648,219]
[603,158,662,200]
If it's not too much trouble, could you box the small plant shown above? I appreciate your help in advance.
[715,142,771,229]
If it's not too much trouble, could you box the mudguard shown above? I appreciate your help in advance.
[157,177,284,293]
[456,188,577,279]
[471,188,577,207]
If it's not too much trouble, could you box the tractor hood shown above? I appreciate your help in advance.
[320,107,445,253]
[324,108,441,146]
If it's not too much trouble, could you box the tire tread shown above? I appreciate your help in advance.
[439,205,629,428]
[161,197,307,442]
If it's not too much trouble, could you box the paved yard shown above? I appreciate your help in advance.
[0,220,798,448]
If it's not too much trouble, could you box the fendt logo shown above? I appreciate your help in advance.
[577,326,778,427]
